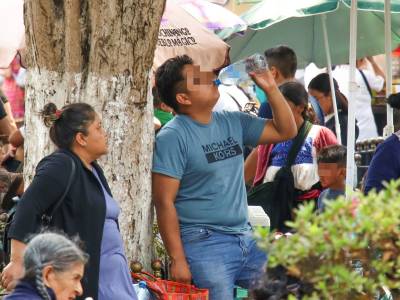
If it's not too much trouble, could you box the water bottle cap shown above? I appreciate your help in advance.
[139,281,147,288]
[213,78,221,87]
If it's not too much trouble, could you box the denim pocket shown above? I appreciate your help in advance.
[180,228,213,244]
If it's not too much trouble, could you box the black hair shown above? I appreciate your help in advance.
[155,55,193,113]
[317,144,347,166]
[40,102,96,149]
[279,81,317,124]
[152,86,162,107]
[0,89,8,104]
[308,73,349,113]
[264,46,297,79]
[252,266,314,300]
[388,92,400,109]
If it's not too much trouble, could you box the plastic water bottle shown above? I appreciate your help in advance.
[134,281,152,300]
[215,53,267,86]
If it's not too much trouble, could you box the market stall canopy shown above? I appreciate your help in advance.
[225,0,400,68]
[154,0,230,71]
[0,0,24,68]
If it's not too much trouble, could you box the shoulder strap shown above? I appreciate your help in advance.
[285,121,313,168]
[41,155,76,224]
[224,88,243,111]
[358,69,373,98]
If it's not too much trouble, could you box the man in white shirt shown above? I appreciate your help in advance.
[333,56,385,141]
[213,84,251,112]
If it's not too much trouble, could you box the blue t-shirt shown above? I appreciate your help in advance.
[364,134,400,194]
[257,87,325,125]
[317,188,345,212]
[152,111,266,233]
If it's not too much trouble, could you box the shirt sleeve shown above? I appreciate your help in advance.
[234,111,267,147]
[152,128,187,180]
[314,126,338,151]
[15,68,26,88]
[8,154,74,242]
[19,126,25,139]
[364,70,384,92]
[364,138,400,194]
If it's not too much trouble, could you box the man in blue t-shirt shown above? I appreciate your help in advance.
[152,55,297,299]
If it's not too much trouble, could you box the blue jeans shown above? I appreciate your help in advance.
[180,227,267,300]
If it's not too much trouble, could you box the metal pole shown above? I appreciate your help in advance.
[346,0,358,196]
[321,14,342,145]
[383,0,393,137]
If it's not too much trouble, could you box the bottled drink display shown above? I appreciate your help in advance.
[215,53,268,86]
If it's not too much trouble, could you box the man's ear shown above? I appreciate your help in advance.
[176,93,191,107]
[269,66,278,77]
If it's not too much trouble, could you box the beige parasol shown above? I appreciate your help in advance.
[153,0,230,72]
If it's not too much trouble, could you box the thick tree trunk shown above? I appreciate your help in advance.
[23,0,164,267]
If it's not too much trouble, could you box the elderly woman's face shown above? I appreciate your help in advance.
[44,262,84,300]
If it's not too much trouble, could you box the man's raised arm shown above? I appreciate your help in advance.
[250,70,297,145]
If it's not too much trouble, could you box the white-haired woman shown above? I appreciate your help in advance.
[4,232,88,300]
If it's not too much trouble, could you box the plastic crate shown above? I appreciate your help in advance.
[132,271,208,300]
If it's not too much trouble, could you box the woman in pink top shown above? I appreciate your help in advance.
[0,58,24,118]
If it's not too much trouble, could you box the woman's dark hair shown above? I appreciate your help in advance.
[308,73,349,113]
[40,102,96,149]
[155,55,194,113]
[388,92,400,109]
[279,81,317,124]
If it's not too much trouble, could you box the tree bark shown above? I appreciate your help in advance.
[23,0,164,267]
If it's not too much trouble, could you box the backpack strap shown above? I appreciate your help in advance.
[358,69,373,98]
[223,87,243,111]
[285,121,313,168]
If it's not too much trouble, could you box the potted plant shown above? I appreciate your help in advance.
[254,180,400,300]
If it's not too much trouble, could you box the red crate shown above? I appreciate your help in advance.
[132,271,209,300]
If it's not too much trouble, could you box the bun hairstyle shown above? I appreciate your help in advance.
[40,102,96,149]
[279,81,318,124]
[388,92,400,110]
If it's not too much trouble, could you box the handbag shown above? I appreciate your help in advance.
[247,121,312,232]
[2,155,76,264]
